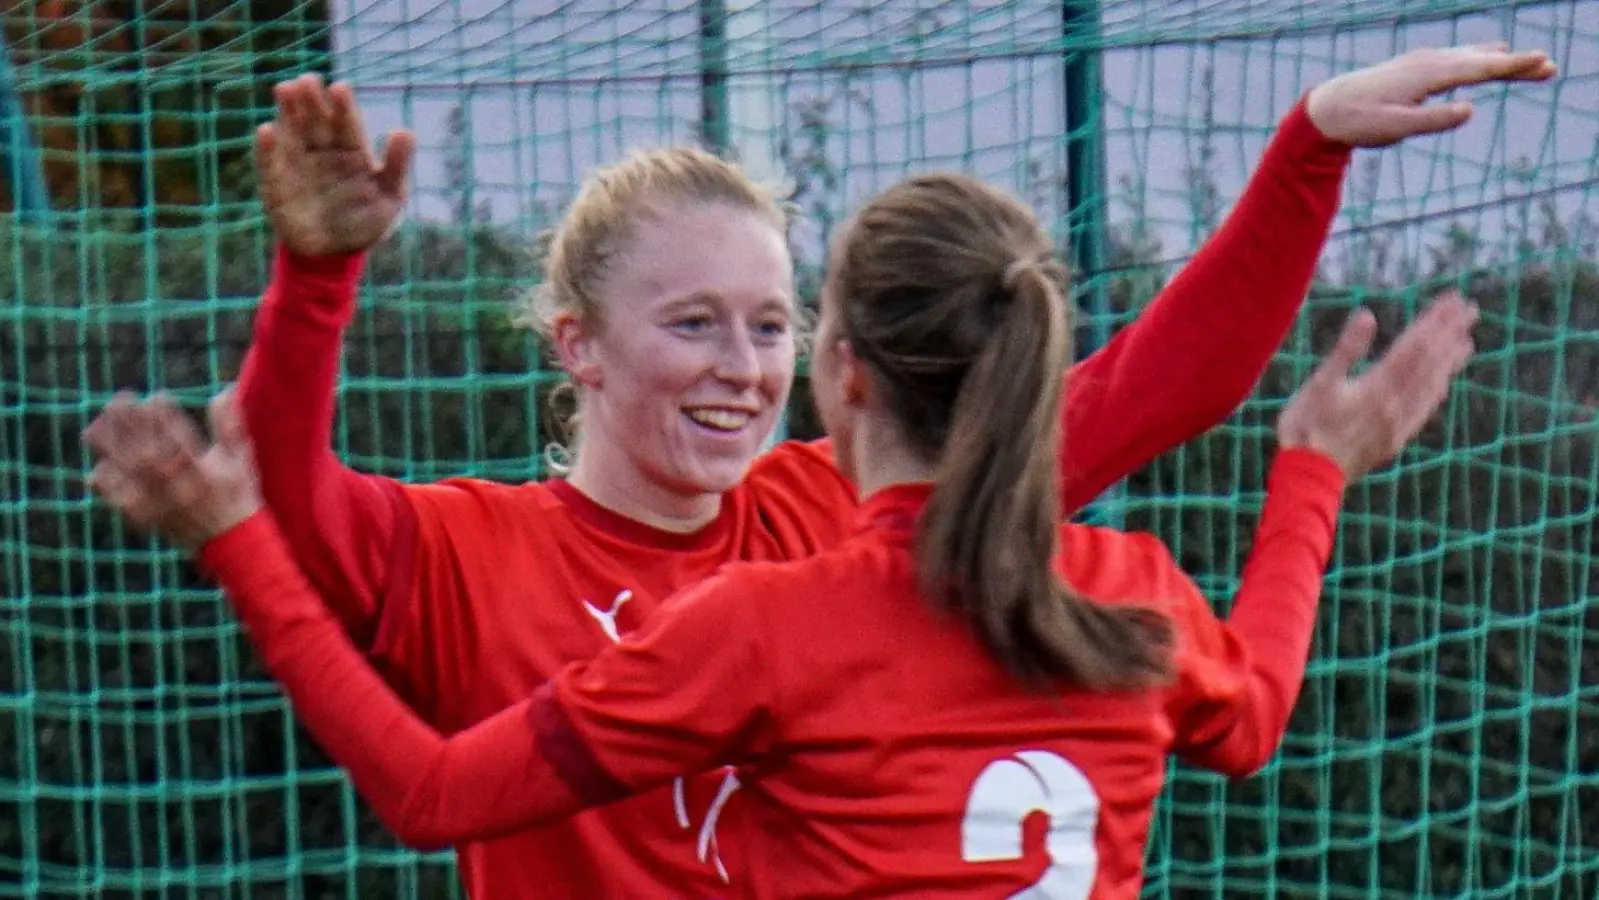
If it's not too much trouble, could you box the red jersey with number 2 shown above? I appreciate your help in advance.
[530,450,1345,898]
[203,449,1344,898]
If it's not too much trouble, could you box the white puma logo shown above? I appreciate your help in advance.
[579,589,633,643]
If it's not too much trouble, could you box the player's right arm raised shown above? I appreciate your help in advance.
[237,74,417,648]
[1168,292,1479,777]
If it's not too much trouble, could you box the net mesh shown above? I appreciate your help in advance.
[3,0,1599,897]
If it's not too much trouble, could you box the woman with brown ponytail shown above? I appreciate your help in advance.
[86,171,1477,899]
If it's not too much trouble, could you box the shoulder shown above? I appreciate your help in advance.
[1056,522,1188,596]
[677,529,884,620]
[733,439,859,548]
[396,476,564,545]
[744,438,850,497]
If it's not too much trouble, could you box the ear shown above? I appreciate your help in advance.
[836,339,872,409]
[552,311,604,389]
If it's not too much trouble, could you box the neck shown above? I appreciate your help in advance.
[565,443,724,534]
[850,413,937,499]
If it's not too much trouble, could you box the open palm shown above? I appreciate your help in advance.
[1277,291,1478,481]
[1306,44,1558,148]
[257,74,417,257]
[84,392,262,553]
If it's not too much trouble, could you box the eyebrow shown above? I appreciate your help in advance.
[659,293,795,316]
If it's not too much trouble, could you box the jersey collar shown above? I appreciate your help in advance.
[857,481,936,534]
[545,478,733,551]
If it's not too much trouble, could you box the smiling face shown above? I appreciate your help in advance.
[556,201,797,512]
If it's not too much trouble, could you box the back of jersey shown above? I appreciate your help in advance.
[733,514,1185,900]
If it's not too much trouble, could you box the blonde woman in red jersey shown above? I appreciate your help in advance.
[94,45,1550,899]
[89,170,1476,899]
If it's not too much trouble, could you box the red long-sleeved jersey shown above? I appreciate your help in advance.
[202,449,1346,899]
[232,97,1351,897]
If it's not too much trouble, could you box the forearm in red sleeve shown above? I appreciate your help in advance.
[1058,98,1353,514]
[236,245,407,649]
[201,512,612,851]
[1177,447,1345,777]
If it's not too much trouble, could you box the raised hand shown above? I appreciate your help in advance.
[85,391,262,553]
[1307,44,1558,148]
[1276,290,1478,481]
[257,73,416,257]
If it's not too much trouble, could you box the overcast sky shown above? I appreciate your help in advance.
[323,0,1599,281]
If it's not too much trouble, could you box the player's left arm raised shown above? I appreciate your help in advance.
[1057,45,1554,515]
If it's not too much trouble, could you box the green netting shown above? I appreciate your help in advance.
[3,0,1599,897]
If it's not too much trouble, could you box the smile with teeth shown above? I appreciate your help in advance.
[686,408,756,432]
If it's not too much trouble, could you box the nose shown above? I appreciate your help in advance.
[714,327,762,387]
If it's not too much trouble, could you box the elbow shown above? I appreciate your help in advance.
[371,781,466,852]
[379,778,564,852]
[1164,387,1257,449]
[1200,367,1272,421]
[1213,746,1278,781]
[385,809,559,852]
[390,823,455,854]
[1159,357,1273,441]
[382,803,465,853]
[1185,724,1287,781]
[388,824,457,850]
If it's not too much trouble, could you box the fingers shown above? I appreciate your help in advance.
[1384,101,1475,139]
[86,461,161,532]
[272,79,308,146]
[327,80,371,156]
[1367,290,1479,434]
[302,75,337,148]
[96,406,208,514]
[84,392,202,481]
[87,460,137,506]
[1311,307,1378,385]
[375,129,417,199]
[147,394,206,479]
[1505,57,1560,83]
[272,73,340,151]
[254,123,281,187]
[83,391,137,465]
[208,389,252,463]
[1427,47,1557,94]
[1419,291,1479,384]
[1376,292,1471,377]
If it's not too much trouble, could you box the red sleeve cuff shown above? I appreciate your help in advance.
[197,511,278,580]
[1271,446,1346,490]
[1277,95,1356,168]
[274,243,367,283]
[1267,447,1348,531]
[525,681,631,808]
[266,244,368,324]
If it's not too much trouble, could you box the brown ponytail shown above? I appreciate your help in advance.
[834,173,1174,690]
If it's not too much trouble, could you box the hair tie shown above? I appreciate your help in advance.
[1002,257,1036,293]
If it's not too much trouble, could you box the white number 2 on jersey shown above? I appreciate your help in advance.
[961,750,1100,899]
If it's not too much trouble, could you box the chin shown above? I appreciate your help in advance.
[692,460,758,494]
[672,449,763,496]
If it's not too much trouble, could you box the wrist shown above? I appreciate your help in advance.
[1271,444,1349,492]
[1273,437,1351,482]
[1292,89,1358,156]
[274,242,367,284]
[195,506,268,569]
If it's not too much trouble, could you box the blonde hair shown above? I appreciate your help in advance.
[519,147,789,468]
[521,147,787,338]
